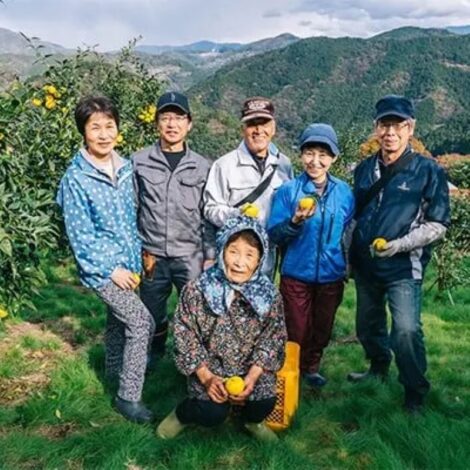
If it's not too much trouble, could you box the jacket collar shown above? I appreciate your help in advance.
[148,140,198,172]
[74,150,131,184]
[237,140,280,169]
[301,171,337,197]
[373,145,414,181]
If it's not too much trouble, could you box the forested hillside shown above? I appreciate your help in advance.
[190,29,470,156]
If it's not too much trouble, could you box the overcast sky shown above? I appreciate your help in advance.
[1,0,470,50]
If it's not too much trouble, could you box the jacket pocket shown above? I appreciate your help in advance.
[180,176,205,211]
[138,170,167,204]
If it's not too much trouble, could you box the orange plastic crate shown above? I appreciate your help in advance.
[265,341,300,431]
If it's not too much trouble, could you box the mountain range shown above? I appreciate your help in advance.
[0,25,469,155]
[188,27,470,156]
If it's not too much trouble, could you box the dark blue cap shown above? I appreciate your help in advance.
[375,95,414,121]
[298,123,340,157]
[157,91,191,116]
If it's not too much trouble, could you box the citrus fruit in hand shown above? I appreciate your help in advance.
[242,203,260,218]
[372,238,387,252]
[132,273,141,288]
[299,197,316,211]
[225,376,245,395]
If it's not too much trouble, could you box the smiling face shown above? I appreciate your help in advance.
[84,112,118,160]
[300,144,337,183]
[375,117,414,157]
[243,117,276,157]
[157,106,192,151]
[223,233,262,284]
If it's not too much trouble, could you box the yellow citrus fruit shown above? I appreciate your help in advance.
[132,273,141,288]
[225,376,245,395]
[0,307,8,319]
[43,85,58,96]
[299,197,316,211]
[45,95,56,110]
[372,238,388,252]
[242,204,260,218]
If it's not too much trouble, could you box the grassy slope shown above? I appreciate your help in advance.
[0,259,469,469]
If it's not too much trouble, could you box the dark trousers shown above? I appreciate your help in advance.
[140,253,202,351]
[175,397,276,427]
[280,276,344,374]
[355,273,430,395]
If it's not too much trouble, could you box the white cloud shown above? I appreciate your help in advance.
[1,0,469,50]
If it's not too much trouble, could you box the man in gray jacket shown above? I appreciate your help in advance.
[203,97,293,275]
[133,91,215,362]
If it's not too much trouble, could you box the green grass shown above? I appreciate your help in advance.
[0,259,469,469]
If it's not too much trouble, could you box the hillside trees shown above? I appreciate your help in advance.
[0,42,163,314]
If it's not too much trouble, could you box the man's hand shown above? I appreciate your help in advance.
[111,267,139,290]
[374,239,402,258]
[203,259,216,271]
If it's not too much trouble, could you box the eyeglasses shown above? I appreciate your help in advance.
[158,114,188,124]
[301,150,333,162]
[376,121,409,132]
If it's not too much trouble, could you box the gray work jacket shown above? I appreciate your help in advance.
[132,142,215,259]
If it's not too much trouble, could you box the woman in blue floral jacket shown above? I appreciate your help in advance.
[56,96,154,424]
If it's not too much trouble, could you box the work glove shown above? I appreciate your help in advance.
[373,239,402,258]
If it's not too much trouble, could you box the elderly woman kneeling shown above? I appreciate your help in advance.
[157,216,287,441]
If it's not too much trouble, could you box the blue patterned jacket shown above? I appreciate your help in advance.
[56,150,141,289]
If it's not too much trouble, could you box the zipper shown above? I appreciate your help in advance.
[315,199,326,282]
[115,179,137,266]
[326,213,334,244]
[164,174,172,255]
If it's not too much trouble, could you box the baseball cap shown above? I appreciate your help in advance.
[298,123,340,157]
[241,97,275,122]
[156,91,191,116]
[374,95,414,121]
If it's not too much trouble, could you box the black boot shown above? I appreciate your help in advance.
[347,363,389,383]
[404,388,425,414]
[114,396,154,424]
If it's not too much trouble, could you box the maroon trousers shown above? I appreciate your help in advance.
[280,276,345,374]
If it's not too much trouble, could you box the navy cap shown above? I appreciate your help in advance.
[299,123,340,157]
[375,95,414,121]
[157,91,191,116]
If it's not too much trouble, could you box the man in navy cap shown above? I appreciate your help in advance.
[347,95,451,413]
[132,91,215,365]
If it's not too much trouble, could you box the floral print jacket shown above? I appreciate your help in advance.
[173,280,287,401]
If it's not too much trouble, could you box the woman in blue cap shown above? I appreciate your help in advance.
[267,123,354,388]
[157,216,287,441]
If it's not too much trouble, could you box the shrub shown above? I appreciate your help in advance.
[0,41,163,314]
[431,193,470,302]
[438,154,470,189]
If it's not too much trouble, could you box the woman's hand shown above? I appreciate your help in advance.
[229,365,264,404]
[111,267,139,290]
[291,203,316,225]
[196,366,228,404]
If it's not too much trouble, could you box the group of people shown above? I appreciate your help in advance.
[56,90,450,441]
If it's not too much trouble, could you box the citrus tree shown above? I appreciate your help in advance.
[0,41,163,315]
